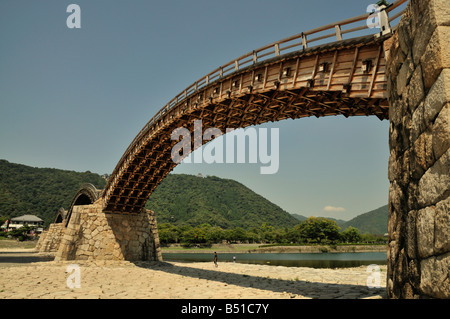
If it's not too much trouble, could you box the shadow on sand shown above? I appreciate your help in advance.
[132,261,386,299]
[0,251,54,266]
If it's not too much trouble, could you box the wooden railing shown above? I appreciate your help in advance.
[105,0,408,194]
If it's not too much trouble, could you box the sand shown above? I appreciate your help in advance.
[0,250,387,299]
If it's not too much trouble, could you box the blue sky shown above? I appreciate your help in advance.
[0,0,403,220]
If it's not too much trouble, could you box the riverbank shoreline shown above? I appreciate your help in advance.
[161,243,387,254]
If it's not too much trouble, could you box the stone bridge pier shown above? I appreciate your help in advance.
[385,0,449,298]
[53,199,162,262]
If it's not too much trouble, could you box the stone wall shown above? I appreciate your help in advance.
[385,0,449,298]
[35,231,47,252]
[54,199,162,262]
[36,223,65,254]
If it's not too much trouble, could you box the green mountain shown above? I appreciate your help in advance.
[341,205,388,235]
[146,174,300,229]
[0,160,299,229]
[0,159,106,226]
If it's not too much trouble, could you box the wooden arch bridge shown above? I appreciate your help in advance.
[98,0,408,215]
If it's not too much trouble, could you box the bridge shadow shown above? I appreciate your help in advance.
[132,261,386,299]
[0,251,54,266]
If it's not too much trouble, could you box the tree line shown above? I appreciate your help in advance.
[158,217,387,247]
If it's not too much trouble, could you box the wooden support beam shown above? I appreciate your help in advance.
[327,51,338,90]
[368,46,382,98]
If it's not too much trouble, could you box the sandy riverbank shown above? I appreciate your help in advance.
[0,249,386,299]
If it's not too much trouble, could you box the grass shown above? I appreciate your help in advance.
[0,239,37,249]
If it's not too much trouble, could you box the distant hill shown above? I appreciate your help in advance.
[146,174,300,229]
[0,159,106,226]
[341,205,388,235]
[291,206,388,235]
[291,213,307,222]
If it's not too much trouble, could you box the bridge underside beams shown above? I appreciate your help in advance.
[103,39,389,214]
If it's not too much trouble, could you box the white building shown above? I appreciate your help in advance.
[6,215,44,233]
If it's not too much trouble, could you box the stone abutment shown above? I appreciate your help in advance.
[36,198,162,262]
[385,0,449,298]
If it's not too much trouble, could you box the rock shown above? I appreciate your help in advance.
[396,52,414,96]
[418,148,450,207]
[420,26,450,89]
[420,253,450,298]
[413,131,435,172]
[423,69,450,126]
[432,103,450,160]
[406,210,417,259]
[411,102,425,143]
[434,198,450,254]
[406,65,425,112]
[416,206,435,259]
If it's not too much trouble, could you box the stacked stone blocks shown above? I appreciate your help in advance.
[385,0,449,299]
[53,199,162,262]
[35,223,65,254]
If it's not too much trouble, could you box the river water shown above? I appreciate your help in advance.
[162,252,387,268]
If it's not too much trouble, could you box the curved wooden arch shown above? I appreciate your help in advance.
[54,207,67,224]
[102,36,390,214]
[65,183,102,226]
[102,1,409,214]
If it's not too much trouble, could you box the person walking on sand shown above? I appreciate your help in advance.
[214,252,218,267]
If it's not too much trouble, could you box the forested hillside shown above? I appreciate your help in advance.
[146,174,300,229]
[341,205,388,235]
[0,160,106,226]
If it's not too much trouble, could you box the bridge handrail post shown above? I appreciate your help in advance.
[301,33,307,49]
[335,24,342,41]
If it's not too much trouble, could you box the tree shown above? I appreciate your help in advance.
[208,226,225,243]
[8,225,35,241]
[231,227,247,243]
[342,226,362,243]
[260,223,276,243]
[158,223,180,244]
[297,217,341,243]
